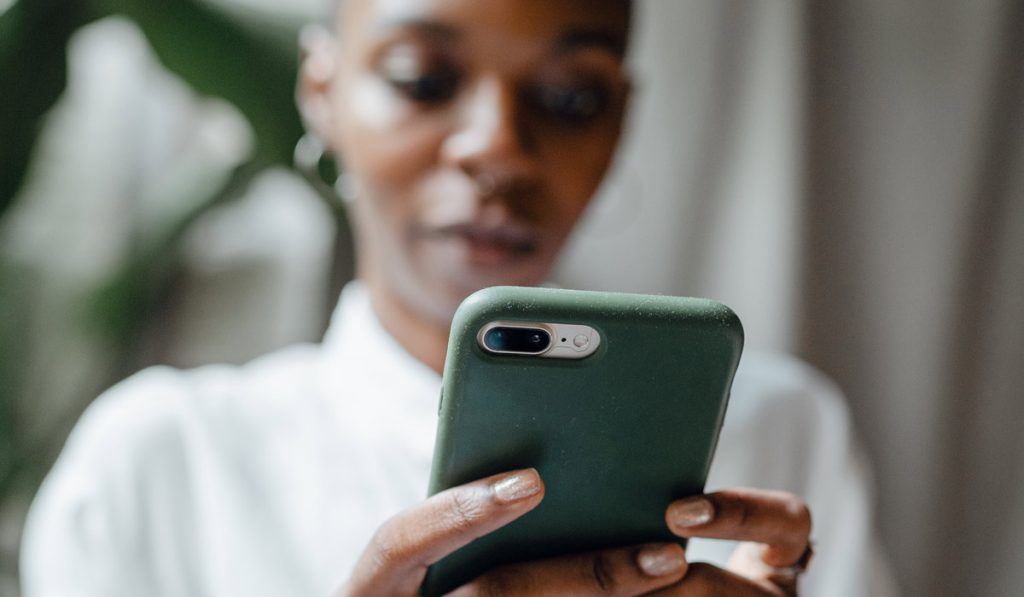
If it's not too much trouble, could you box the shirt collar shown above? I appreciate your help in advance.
[320,280,441,396]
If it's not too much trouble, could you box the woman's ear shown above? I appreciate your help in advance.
[297,25,340,145]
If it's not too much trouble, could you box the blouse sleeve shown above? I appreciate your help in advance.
[694,351,900,597]
[20,367,190,597]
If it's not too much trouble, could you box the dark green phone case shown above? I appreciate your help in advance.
[422,286,743,596]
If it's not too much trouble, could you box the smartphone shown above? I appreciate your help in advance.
[421,286,743,596]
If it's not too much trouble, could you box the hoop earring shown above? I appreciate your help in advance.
[294,133,356,205]
[473,172,499,197]
[335,172,360,206]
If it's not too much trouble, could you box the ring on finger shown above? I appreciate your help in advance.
[765,542,815,582]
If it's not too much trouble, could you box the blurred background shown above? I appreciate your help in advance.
[1,0,1021,595]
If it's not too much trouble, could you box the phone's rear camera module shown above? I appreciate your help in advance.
[482,326,552,355]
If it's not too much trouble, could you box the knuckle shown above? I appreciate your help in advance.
[782,496,812,535]
[589,551,618,595]
[366,528,405,571]
[734,499,754,529]
[448,581,482,597]
[685,561,783,597]
[473,566,521,597]
[686,563,725,593]
[445,490,488,532]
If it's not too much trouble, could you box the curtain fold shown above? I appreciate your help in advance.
[562,1,1024,594]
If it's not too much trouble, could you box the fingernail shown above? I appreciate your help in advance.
[491,470,541,503]
[670,497,715,527]
[637,544,685,576]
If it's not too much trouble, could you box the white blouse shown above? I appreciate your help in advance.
[21,282,897,596]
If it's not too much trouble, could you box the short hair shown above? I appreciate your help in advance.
[329,0,634,38]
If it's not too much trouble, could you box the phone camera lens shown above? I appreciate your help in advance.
[485,329,508,351]
[482,326,551,355]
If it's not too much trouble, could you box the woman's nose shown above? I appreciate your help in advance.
[441,78,538,187]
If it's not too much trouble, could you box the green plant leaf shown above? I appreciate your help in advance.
[0,0,97,218]
[99,0,306,168]
[86,159,264,349]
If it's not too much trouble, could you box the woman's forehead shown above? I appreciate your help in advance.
[337,0,632,45]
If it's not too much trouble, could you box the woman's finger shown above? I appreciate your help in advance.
[338,468,544,596]
[727,542,802,595]
[646,562,786,597]
[454,542,688,597]
[665,488,812,567]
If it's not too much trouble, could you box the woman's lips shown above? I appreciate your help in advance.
[423,222,541,266]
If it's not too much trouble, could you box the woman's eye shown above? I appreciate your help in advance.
[388,71,460,103]
[531,84,609,124]
[378,47,460,104]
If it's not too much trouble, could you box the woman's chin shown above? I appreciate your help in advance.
[423,260,547,312]
[428,237,548,287]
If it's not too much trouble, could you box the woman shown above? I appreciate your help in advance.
[22,0,891,595]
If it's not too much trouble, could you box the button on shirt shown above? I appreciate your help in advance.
[21,282,897,596]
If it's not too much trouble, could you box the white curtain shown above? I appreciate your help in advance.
[560,1,1024,595]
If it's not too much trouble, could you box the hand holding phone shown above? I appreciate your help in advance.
[334,473,814,596]
[422,286,744,595]
[332,287,813,596]
[335,468,692,597]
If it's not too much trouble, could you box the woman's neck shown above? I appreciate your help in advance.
[361,275,450,376]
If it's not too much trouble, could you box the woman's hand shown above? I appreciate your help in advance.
[336,471,812,597]
[336,468,689,596]
[660,489,814,596]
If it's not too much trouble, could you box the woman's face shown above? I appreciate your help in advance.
[308,0,632,322]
